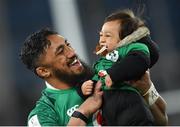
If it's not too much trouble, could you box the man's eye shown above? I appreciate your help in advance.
[57,48,63,55]
[57,51,62,55]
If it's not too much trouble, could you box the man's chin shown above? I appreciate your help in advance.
[72,66,84,75]
[54,69,86,86]
[54,60,93,86]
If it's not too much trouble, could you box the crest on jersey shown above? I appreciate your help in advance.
[106,50,119,62]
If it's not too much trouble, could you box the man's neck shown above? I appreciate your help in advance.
[45,78,71,90]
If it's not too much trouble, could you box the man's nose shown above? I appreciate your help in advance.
[66,46,76,58]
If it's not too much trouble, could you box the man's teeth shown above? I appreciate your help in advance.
[70,59,78,65]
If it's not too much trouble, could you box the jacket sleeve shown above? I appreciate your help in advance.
[138,35,160,68]
[107,48,150,84]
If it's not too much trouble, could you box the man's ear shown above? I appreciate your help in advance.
[36,67,51,78]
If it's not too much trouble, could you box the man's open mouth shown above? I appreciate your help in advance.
[68,57,82,67]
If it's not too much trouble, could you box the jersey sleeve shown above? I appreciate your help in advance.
[107,42,150,84]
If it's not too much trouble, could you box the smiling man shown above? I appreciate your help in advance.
[20,28,103,126]
[20,28,167,126]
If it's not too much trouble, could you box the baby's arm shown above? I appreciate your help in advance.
[107,43,150,85]
[138,35,159,68]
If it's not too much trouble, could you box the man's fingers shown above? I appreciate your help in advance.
[95,81,102,91]
[94,81,103,96]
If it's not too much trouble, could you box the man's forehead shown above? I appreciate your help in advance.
[47,34,66,43]
[44,34,66,54]
[57,34,65,39]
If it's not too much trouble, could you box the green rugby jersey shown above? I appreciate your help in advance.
[28,87,94,126]
[92,42,150,92]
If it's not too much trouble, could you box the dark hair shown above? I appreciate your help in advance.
[104,9,145,39]
[20,28,57,73]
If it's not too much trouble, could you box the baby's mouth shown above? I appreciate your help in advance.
[96,45,108,55]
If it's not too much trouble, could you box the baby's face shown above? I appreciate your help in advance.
[98,20,121,52]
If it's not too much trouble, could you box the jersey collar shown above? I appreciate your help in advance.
[45,81,59,90]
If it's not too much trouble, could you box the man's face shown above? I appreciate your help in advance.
[99,20,121,52]
[44,34,85,78]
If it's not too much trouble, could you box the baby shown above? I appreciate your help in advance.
[77,9,159,125]
[82,26,158,94]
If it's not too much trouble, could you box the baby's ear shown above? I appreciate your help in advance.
[94,43,108,56]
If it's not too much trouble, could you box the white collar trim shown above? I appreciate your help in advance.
[45,81,59,90]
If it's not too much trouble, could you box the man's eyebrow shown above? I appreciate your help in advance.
[55,44,64,55]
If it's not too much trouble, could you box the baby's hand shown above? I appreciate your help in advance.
[105,74,113,88]
[81,80,94,95]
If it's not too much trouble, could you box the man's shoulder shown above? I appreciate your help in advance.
[28,90,57,120]
[28,104,59,126]
[28,101,56,119]
[28,91,59,125]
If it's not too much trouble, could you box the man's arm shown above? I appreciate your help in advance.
[148,96,168,125]
[68,81,103,126]
[131,71,168,125]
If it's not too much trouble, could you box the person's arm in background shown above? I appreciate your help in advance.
[68,81,103,126]
[130,71,168,125]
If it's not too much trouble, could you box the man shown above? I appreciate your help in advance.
[20,28,101,126]
[20,28,167,126]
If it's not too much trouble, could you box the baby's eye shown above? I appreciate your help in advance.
[105,34,111,37]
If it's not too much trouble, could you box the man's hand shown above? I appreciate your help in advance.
[129,70,168,125]
[129,70,151,95]
[78,81,103,117]
[68,81,103,126]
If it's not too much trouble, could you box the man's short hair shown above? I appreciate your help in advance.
[20,28,57,74]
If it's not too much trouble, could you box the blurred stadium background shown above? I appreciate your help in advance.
[0,0,179,125]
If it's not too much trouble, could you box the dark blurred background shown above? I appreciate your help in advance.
[0,0,179,125]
